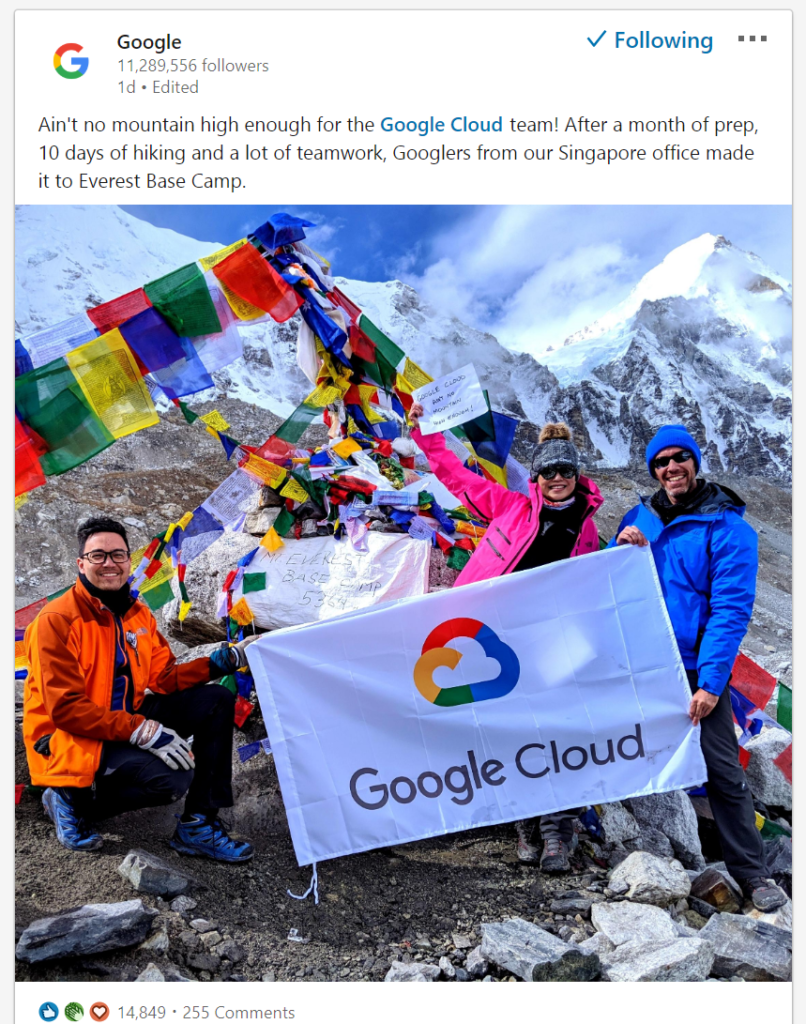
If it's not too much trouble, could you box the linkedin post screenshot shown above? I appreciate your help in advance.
[13,6,794,1019]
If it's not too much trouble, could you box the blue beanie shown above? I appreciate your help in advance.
[646,425,702,478]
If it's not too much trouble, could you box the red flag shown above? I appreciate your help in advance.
[773,743,792,783]
[15,416,46,497]
[234,695,254,728]
[738,746,751,770]
[329,287,363,325]
[87,287,152,335]
[213,243,303,323]
[731,652,777,711]
[348,325,376,362]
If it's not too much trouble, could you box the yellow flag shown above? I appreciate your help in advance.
[240,453,287,489]
[129,544,147,572]
[139,560,176,593]
[333,438,362,459]
[163,523,177,543]
[230,597,255,626]
[199,239,248,271]
[280,477,310,503]
[200,410,230,432]
[218,279,266,321]
[476,456,508,488]
[177,511,194,531]
[260,526,284,552]
[66,329,159,439]
[357,384,386,424]
[178,600,192,622]
[402,358,434,390]
[14,494,28,510]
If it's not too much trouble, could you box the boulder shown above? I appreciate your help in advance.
[118,849,200,898]
[136,963,165,982]
[597,801,641,844]
[745,898,793,932]
[576,932,616,959]
[16,900,158,963]
[591,901,679,947]
[244,507,282,536]
[624,826,675,860]
[480,918,600,982]
[764,836,792,895]
[549,897,593,916]
[689,867,742,915]
[608,852,691,907]
[465,945,489,978]
[257,486,285,509]
[439,956,456,979]
[625,792,706,870]
[700,913,792,981]
[602,937,715,982]
[170,895,199,914]
[743,730,792,809]
[384,961,440,982]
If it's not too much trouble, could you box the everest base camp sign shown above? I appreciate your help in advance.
[248,544,707,866]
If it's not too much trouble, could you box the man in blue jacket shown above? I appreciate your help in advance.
[614,425,786,912]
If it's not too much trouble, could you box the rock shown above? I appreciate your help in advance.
[603,937,715,982]
[577,932,616,959]
[171,896,198,914]
[218,940,245,963]
[764,836,792,894]
[624,826,676,860]
[625,792,706,870]
[244,507,282,536]
[689,867,742,914]
[609,852,691,907]
[190,918,217,933]
[139,926,170,953]
[550,897,593,916]
[118,849,199,898]
[261,972,276,983]
[188,953,221,973]
[163,966,193,982]
[179,931,201,951]
[257,486,285,509]
[700,913,792,981]
[136,963,165,982]
[15,900,158,964]
[480,918,600,982]
[452,932,473,949]
[454,967,470,982]
[745,898,793,931]
[439,956,456,979]
[465,946,490,978]
[200,931,222,949]
[743,730,792,809]
[597,801,641,844]
[682,909,709,930]
[591,901,679,947]
[384,961,440,982]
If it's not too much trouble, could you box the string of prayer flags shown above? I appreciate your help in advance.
[148,333,215,400]
[239,452,287,489]
[180,506,224,563]
[299,297,349,362]
[274,396,329,444]
[87,287,153,336]
[199,239,249,271]
[217,433,242,460]
[202,469,261,529]
[731,652,778,713]
[65,330,159,439]
[212,242,303,323]
[193,284,246,373]
[144,262,223,337]
[243,572,267,594]
[199,410,230,432]
[229,597,255,627]
[15,357,115,476]
[279,477,310,503]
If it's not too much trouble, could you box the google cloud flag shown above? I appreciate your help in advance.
[248,544,706,866]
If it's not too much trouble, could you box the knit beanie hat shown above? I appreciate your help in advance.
[645,425,702,478]
[531,423,581,479]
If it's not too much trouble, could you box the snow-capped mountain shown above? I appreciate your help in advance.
[15,209,792,480]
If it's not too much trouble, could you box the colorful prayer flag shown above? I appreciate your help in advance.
[212,243,303,323]
[144,262,222,337]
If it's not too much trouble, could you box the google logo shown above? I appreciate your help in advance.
[413,617,520,706]
[54,43,89,79]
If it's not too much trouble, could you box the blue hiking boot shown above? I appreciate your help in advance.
[170,813,254,863]
[42,787,103,852]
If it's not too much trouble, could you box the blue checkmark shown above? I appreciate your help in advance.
[588,31,607,47]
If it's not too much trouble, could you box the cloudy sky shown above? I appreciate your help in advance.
[123,204,791,357]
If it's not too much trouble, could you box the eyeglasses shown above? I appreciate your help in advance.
[81,549,131,564]
[651,450,694,471]
[540,465,577,480]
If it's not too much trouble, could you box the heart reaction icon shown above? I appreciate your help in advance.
[90,1006,109,1023]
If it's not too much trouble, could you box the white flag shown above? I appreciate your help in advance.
[248,544,707,866]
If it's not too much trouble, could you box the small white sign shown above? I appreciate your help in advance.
[412,363,488,435]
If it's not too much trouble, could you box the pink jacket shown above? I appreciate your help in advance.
[412,428,603,587]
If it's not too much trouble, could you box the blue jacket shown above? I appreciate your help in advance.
[609,483,758,695]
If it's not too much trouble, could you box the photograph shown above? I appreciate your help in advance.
[14,203,792,984]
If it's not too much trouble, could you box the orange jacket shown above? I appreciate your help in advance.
[23,578,214,788]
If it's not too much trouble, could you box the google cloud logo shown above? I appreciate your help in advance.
[414,617,520,707]
[54,43,89,79]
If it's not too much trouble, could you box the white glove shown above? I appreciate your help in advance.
[130,719,195,771]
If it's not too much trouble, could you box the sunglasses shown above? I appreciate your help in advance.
[651,450,694,471]
[540,465,577,480]
[81,549,131,564]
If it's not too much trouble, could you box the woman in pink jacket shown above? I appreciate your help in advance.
[409,405,604,873]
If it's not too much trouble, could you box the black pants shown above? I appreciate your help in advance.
[71,684,236,823]
[687,669,765,879]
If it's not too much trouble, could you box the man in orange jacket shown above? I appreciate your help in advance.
[24,516,254,862]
